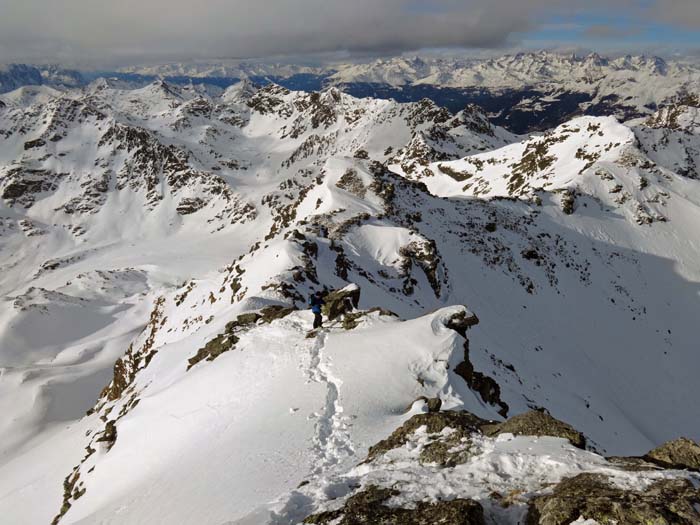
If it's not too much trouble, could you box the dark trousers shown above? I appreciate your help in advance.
[313,312,323,329]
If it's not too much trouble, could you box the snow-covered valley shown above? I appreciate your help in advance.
[0,77,699,524]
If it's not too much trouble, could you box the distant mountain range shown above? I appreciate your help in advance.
[3,51,700,133]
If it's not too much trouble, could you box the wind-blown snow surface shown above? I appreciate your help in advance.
[0,80,699,524]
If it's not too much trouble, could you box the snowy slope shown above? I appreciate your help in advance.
[0,81,699,524]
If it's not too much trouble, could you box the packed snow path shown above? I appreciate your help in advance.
[302,329,356,474]
[251,327,360,525]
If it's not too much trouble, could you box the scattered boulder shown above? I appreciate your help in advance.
[559,189,576,215]
[353,148,369,159]
[426,397,443,413]
[408,396,442,413]
[365,410,489,463]
[322,284,360,321]
[23,138,46,150]
[521,248,542,264]
[482,410,586,449]
[526,473,700,525]
[303,485,485,525]
[645,437,700,472]
[95,420,117,451]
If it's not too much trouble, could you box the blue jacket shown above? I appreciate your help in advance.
[309,295,325,314]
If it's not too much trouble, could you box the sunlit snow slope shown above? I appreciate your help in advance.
[0,81,698,524]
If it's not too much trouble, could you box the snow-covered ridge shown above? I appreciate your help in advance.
[328,52,693,88]
[113,52,700,91]
[0,80,699,524]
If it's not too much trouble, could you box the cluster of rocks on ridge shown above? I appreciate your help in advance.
[304,409,700,525]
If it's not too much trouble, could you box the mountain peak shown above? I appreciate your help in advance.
[222,79,259,103]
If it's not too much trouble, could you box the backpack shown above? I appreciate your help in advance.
[309,294,323,313]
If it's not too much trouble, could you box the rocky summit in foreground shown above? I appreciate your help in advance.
[0,74,699,524]
[301,408,700,525]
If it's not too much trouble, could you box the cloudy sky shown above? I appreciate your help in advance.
[1,0,699,66]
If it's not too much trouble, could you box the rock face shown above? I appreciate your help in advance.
[526,473,700,525]
[303,485,485,525]
[482,410,586,449]
[645,437,700,472]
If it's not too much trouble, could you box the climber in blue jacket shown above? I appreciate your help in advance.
[309,291,325,329]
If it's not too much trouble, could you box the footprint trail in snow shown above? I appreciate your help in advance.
[302,328,355,475]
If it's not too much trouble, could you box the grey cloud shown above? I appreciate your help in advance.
[0,0,679,65]
[582,24,642,39]
[654,0,700,27]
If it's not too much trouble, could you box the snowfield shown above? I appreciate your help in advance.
[0,78,699,524]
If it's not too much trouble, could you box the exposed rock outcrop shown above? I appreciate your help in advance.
[645,437,700,472]
[526,473,700,525]
[482,410,586,449]
[303,485,485,525]
[365,410,489,463]
[444,309,509,418]
[322,284,360,321]
[444,308,480,337]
